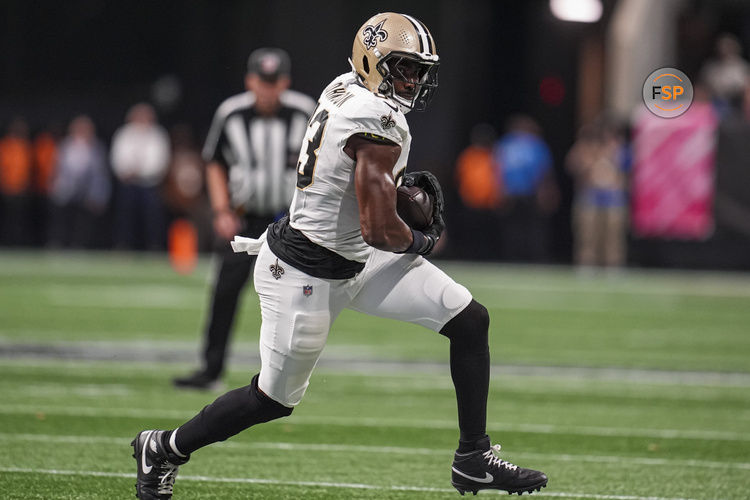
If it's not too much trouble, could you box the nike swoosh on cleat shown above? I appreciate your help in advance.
[141,431,153,474]
[452,467,494,483]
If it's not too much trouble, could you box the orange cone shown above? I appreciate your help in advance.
[168,218,198,275]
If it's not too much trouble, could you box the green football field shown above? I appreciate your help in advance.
[1,251,749,499]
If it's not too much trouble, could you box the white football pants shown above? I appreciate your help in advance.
[252,240,472,407]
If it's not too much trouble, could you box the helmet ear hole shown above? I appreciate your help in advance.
[362,56,370,74]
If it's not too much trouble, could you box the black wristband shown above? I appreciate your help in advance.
[398,228,434,255]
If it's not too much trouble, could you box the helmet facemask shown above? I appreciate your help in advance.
[377,52,439,112]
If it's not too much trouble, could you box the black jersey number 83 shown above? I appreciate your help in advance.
[296,107,329,189]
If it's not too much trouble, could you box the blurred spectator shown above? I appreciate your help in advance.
[456,123,501,210]
[32,125,59,245]
[714,82,750,237]
[492,115,559,262]
[566,116,630,269]
[33,127,58,196]
[0,118,33,246]
[110,103,170,250]
[162,123,211,251]
[700,33,750,117]
[453,123,502,259]
[49,115,111,248]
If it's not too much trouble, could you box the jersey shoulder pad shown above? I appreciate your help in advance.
[338,79,408,146]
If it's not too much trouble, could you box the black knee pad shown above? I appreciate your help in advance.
[249,374,294,422]
[440,299,489,351]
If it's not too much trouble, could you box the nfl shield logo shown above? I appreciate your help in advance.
[302,285,313,297]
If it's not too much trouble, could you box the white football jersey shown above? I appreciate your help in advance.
[289,72,412,262]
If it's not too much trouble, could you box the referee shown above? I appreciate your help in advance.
[174,48,315,389]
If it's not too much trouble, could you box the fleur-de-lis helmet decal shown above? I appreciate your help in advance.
[362,20,388,50]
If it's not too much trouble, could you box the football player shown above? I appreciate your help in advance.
[132,12,548,498]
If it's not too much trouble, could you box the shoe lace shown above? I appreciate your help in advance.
[482,444,518,471]
[157,461,179,495]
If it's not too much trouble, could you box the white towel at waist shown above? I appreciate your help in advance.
[230,230,267,256]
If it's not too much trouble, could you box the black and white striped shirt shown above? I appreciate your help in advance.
[202,90,316,216]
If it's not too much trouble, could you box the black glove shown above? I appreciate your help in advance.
[403,171,445,243]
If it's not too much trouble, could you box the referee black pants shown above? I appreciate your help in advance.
[201,216,274,379]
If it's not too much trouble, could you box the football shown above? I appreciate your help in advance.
[396,185,433,230]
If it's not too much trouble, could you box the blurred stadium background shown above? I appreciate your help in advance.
[1,1,749,499]
[3,0,750,266]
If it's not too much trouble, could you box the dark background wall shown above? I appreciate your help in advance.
[1,1,573,156]
[0,0,586,261]
[4,0,748,267]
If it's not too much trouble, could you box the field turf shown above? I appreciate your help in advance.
[0,251,749,499]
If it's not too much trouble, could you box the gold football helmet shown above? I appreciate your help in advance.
[351,12,440,111]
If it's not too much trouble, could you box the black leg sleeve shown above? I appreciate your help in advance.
[174,374,292,454]
[440,299,490,445]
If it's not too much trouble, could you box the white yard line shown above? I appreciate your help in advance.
[0,404,747,442]
[0,466,722,500]
[2,347,750,387]
[468,280,750,299]
[0,383,131,397]
[296,415,750,441]
[1,432,749,471]
[43,285,202,310]
[35,280,750,311]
